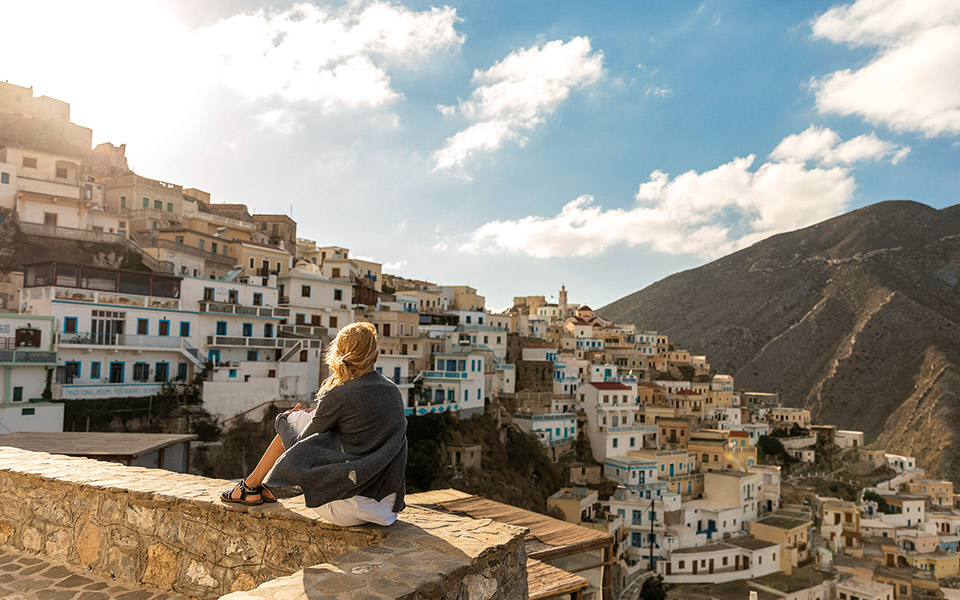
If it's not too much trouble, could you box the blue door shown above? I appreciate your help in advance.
[669,463,674,477]
[208,350,221,366]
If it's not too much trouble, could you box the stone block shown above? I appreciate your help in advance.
[142,543,178,589]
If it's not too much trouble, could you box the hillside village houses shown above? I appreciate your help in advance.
[3,80,960,600]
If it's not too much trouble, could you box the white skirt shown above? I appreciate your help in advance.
[287,409,398,527]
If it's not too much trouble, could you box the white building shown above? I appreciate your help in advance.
[514,412,577,447]
[578,380,650,462]
[0,314,62,432]
[375,354,416,414]
[21,262,205,402]
[279,262,355,333]
[658,537,779,584]
[419,347,486,418]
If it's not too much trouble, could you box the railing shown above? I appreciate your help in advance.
[279,324,330,339]
[135,235,236,266]
[207,335,280,348]
[19,221,128,245]
[0,349,57,364]
[198,301,287,318]
[59,331,183,349]
[422,371,468,379]
[191,210,255,231]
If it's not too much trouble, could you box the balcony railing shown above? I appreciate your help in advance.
[0,349,57,365]
[207,335,281,348]
[422,371,468,379]
[279,324,330,339]
[135,236,236,266]
[59,331,185,349]
[198,301,288,318]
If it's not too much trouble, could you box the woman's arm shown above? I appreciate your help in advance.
[275,391,342,449]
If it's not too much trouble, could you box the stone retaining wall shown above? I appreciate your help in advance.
[0,447,528,599]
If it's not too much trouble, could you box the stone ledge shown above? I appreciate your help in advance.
[0,447,529,600]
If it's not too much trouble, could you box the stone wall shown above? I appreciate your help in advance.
[0,447,529,599]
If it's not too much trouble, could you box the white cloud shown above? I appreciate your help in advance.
[811,0,960,136]
[436,104,457,118]
[458,130,865,260]
[645,85,673,98]
[254,109,301,135]
[770,125,909,165]
[383,260,407,272]
[2,1,464,142]
[432,37,604,175]
[202,2,464,112]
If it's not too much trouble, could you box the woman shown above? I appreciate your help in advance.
[221,322,407,526]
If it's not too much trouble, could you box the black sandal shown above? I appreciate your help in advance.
[221,479,273,506]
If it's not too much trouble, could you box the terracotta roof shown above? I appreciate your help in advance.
[578,305,592,311]
[588,382,631,390]
[676,389,701,395]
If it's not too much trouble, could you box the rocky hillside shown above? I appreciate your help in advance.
[600,201,960,482]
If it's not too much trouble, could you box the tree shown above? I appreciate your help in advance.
[639,575,668,600]
[863,490,891,514]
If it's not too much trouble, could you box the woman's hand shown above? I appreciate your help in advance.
[282,403,302,416]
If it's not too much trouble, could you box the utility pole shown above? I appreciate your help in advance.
[649,497,656,571]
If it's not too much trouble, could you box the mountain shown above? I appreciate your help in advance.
[600,201,960,482]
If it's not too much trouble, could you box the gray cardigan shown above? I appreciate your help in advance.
[263,371,408,513]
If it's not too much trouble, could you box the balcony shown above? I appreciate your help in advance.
[59,331,185,350]
[422,370,468,379]
[0,348,57,366]
[17,176,81,199]
[279,324,330,339]
[135,236,236,266]
[207,335,281,348]
[198,301,288,318]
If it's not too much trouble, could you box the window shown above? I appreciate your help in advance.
[612,439,619,448]
[64,316,78,334]
[21,408,35,416]
[43,212,58,226]
[90,362,101,379]
[211,242,218,254]
[158,320,170,336]
[228,369,237,378]
[175,235,184,244]
[180,322,190,337]
[276,261,281,271]
[247,350,258,361]
[216,321,227,335]
[203,287,214,301]
[334,289,343,301]
[252,293,262,306]
[137,319,149,335]
[56,166,68,178]
[242,323,252,337]
[120,195,126,208]
[249,257,255,269]
[177,363,188,381]
[153,200,162,210]
[155,362,169,382]
[22,157,37,168]
[264,323,273,337]
[198,239,205,250]
[329,316,338,328]
[133,363,150,382]
[166,202,173,212]
[142,197,149,208]
[228,290,238,303]
[301,285,311,297]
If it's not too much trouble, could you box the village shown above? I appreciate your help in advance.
[1,80,959,600]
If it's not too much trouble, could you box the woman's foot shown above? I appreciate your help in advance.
[221,479,276,505]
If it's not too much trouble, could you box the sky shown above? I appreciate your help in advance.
[5,0,959,311]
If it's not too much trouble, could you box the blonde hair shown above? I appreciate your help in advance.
[316,321,379,398]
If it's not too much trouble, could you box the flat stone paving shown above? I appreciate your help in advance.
[0,545,188,600]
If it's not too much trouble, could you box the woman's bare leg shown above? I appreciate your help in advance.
[227,435,285,501]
